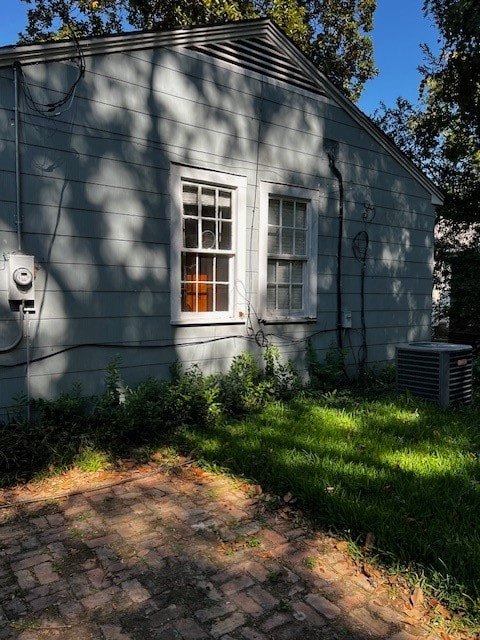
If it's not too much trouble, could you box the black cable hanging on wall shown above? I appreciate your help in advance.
[352,202,375,374]
[17,27,85,118]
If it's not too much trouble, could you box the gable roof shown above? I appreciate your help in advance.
[0,18,443,204]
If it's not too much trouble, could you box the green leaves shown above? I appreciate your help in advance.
[18,0,377,101]
[373,1,480,333]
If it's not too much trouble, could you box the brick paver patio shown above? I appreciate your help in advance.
[0,460,452,639]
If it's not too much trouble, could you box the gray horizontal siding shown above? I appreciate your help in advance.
[25,235,169,268]
[0,39,436,414]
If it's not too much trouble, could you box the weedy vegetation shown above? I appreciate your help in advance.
[1,344,480,629]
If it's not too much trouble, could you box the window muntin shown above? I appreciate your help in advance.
[171,166,246,324]
[266,197,309,315]
[181,182,234,313]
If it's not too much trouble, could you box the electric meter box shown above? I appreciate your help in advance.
[8,253,35,303]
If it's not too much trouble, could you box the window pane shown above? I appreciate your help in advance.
[268,199,280,225]
[202,220,216,249]
[278,285,289,309]
[216,284,229,311]
[183,184,198,216]
[267,259,276,282]
[282,200,294,227]
[295,202,306,227]
[204,282,214,311]
[181,284,194,312]
[268,228,280,253]
[182,253,196,278]
[182,253,197,312]
[201,188,216,217]
[282,228,294,254]
[291,285,303,309]
[219,191,232,219]
[219,220,232,250]
[292,261,303,283]
[216,256,229,281]
[267,285,276,311]
[199,255,214,279]
[184,218,198,248]
[277,262,290,284]
[295,229,306,255]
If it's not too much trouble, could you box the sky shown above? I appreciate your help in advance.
[0,0,441,116]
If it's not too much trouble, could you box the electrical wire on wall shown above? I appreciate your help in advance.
[235,280,268,348]
[0,324,340,371]
[16,31,85,118]
[246,77,266,346]
[0,302,25,354]
[352,202,375,373]
[3,22,86,416]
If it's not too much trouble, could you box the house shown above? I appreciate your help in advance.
[0,19,443,417]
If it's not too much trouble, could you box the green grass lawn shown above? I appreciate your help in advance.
[3,356,480,626]
[175,391,480,618]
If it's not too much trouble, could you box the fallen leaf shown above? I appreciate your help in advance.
[325,486,336,494]
[362,563,381,580]
[434,604,452,620]
[402,610,424,624]
[336,541,349,553]
[283,492,293,503]
[410,586,424,609]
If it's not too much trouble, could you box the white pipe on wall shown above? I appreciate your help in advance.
[13,62,22,252]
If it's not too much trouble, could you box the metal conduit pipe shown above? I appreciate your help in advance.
[14,61,22,252]
[1,64,25,354]
[327,152,345,351]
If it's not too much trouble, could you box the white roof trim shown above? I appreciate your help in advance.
[0,19,273,67]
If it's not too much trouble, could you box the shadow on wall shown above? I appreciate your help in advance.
[2,43,326,407]
[0,35,434,411]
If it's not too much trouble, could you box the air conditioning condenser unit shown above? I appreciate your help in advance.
[396,342,473,408]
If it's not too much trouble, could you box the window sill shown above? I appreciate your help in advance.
[260,317,318,324]
[171,318,246,327]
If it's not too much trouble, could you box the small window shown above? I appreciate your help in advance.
[259,184,318,320]
[170,166,246,324]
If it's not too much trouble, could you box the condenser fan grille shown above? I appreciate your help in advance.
[396,342,472,407]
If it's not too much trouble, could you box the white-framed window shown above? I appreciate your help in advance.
[259,183,318,321]
[170,165,246,324]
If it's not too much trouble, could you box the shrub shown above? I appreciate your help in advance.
[167,363,221,430]
[0,349,300,485]
[217,351,271,415]
[263,344,300,399]
[0,386,92,484]
[121,377,171,441]
[306,340,348,390]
